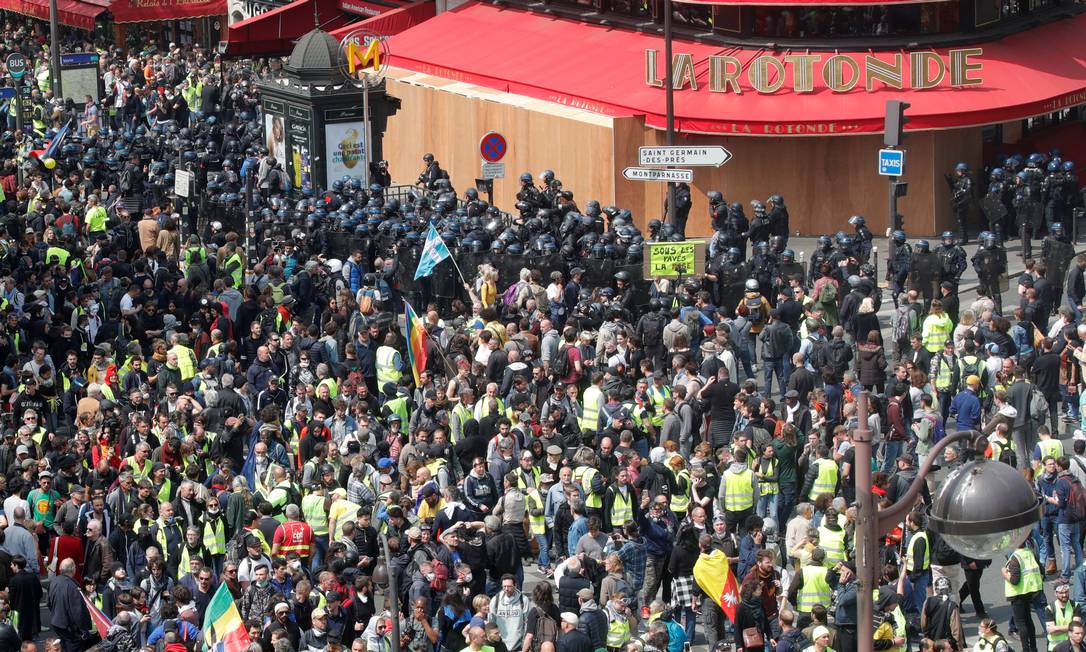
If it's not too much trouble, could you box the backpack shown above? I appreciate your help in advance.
[1030,386,1049,423]
[551,344,571,378]
[502,282,524,308]
[815,281,837,307]
[922,413,946,444]
[999,446,1018,469]
[684,308,704,339]
[430,557,449,592]
[807,336,827,371]
[224,529,250,563]
[959,355,984,392]
[827,341,851,375]
[531,607,559,652]
[744,296,765,325]
[1066,476,1086,522]
[893,305,913,342]
[641,314,664,348]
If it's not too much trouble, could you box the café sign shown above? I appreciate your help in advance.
[645,48,983,94]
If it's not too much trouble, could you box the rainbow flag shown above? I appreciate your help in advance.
[202,582,251,652]
[82,592,112,639]
[404,301,428,386]
[693,549,739,623]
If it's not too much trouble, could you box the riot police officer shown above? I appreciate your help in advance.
[1043,160,1067,227]
[948,162,974,243]
[417,153,445,190]
[887,231,913,309]
[982,170,1009,243]
[777,248,805,292]
[848,215,874,263]
[767,195,789,247]
[911,239,940,309]
[728,202,749,260]
[750,241,777,306]
[746,201,772,247]
[1014,170,1043,260]
[517,172,544,210]
[708,191,728,232]
[809,235,834,286]
[972,231,1008,315]
[1043,222,1075,311]
[938,231,967,294]
[716,247,748,317]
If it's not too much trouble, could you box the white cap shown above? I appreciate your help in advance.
[560,612,578,627]
[1073,430,1086,442]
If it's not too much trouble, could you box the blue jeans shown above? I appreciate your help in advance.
[1059,523,1083,579]
[680,606,697,644]
[881,441,903,473]
[310,533,328,573]
[756,492,778,520]
[1038,516,1057,564]
[764,358,786,399]
[904,571,930,615]
[535,532,551,570]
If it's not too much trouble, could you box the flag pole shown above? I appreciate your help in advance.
[447,253,469,287]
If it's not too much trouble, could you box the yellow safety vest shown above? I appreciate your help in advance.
[797,564,832,612]
[756,458,778,495]
[1005,548,1043,597]
[125,456,151,482]
[526,489,546,535]
[86,205,108,233]
[202,517,226,555]
[724,468,754,512]
[156,479,173,504]
[475,397,505,420]
[647,385,671,427]
[1049,601,1076,650]
[609,487,633,530]
[580,467,603,509]
[818,526,846,566]
[45,246,70,266]
[225,253,243,288]
[809,459,839,500]
[607,615,631,648]
[376,346,402,388]
[670,469,691,515]
[934,354,957,392]
[922,314,953,353]
[302,494,328,536]
[580,385,603,433]
[451,404,473,443]
[906,530,930,573]
[1039,439,1063,462]
[171,344,197,381]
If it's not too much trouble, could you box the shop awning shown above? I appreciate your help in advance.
[386,2,1086,135]
[220,0,355,57]
[0,0,105,29]
[328,0,433,39]
[109,0,225,22]
[220,0,425,57]
[673,0,945,6]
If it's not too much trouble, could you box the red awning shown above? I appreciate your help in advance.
[386,2,1086,135]
[0,0,105,29]
[336,0,399,16]
[109,0,225,22]
[221,0,355,57]
[328,0,434,39]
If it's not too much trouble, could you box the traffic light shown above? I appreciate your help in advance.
[884,100,910,148]
[893,181,908,198]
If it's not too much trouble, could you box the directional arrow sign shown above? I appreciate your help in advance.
[623,167,694,183]
[639,146,732,167]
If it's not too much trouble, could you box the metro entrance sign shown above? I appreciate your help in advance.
[639,146,732,167]
[623,167,694,183]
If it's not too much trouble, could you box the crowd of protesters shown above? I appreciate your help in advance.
[0,11,1083,652]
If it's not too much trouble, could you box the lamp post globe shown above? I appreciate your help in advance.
[928,459,1043,560]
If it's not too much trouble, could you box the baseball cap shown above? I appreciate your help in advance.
[966,374,980,387]
[39,469,53,478]
[312,608,327,619]
[576,588,594,601]
[547,445,563,456]
[560,612,579,626]
[15,445,28,456]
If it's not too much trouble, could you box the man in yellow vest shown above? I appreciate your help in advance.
[921,299,953,353]
[1045,582,1078,652]
[169,334,198,383]
[788,546,834,629]
[200,498,227,575]
[579,373,605,436]
[904,512,931,616]
[1003,539,1043,652]
[302,483,331,570]
[604,467,634,533]
[375,333,404,396]
[720,448,758,535]
[574,449,605,520]
[817,507,847,567]
[1035,427,1063,472]
[802,446,839,501]
[266,466,297,523]
[84,195,108,240]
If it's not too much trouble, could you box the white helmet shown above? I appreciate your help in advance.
[326,258,343,274]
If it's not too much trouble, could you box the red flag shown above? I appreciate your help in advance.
[693,550,740,623]
[82,592,113,639]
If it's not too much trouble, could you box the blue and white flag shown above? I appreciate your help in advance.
[414,224,452,279]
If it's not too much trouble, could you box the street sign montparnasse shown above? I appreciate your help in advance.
[639,146,732,167]
[623,167,694,183]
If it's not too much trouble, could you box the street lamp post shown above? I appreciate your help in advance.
[853,391,1043,652]
[663,0,676,227]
